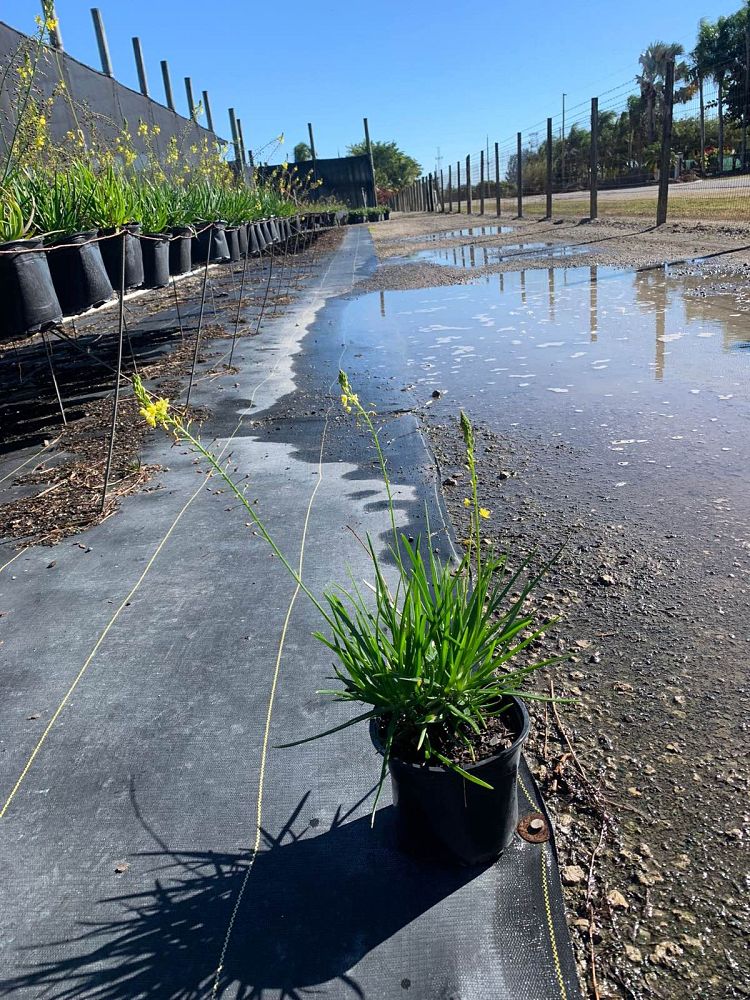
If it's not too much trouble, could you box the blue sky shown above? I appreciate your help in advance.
[2,0,738,172]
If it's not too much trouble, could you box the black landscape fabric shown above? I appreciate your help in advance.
[0,228,580,999]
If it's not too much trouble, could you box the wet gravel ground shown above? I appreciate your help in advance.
[428,421,749,1000]
[371,213,750,998]
[361,213,750,294]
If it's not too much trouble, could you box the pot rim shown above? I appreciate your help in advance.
[0,235,45,251]
[370,694,530,773]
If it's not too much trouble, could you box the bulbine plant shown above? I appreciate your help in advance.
[133,372,561,812]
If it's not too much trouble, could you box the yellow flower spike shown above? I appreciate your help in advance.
[463,498,471,508]
[479,508,491,519]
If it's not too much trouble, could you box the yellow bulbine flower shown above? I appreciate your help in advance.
[138,397,170,429]
[463,498,471,508]
[479,508,490,519]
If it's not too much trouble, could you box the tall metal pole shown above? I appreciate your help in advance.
[132,37,149,97]
[184,77,196,120]
[161,61,175,112]
[448,163,453,212]
[516,132,523,218]
[91,9,113,76]
[561,92,566,190]
[457,161,461,213]
[202,90,214,133]
[590,97,599,220]
[495,141,501,217]
[228,108,241,165]
[466,154,472,214]
[440,168,445,212]
[479,149,485,214]
[308,122,317,180]
[656,60,675,226]
[363,117,377,208]
[236,118,248,164]
[546,117,553,219]
[44,3,63,49]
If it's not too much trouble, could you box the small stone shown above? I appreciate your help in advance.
[650,940,684,967]
[597,573,616,586]
[624,945,643,964]
[498,470,512,480]
[431,389,442,399]
[561,864,586,886]
[606,889,629,910]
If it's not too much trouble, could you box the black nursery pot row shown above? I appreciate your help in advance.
[0,213,333,344]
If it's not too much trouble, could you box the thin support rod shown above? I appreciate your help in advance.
[185,228,213,409]
[184,77,196,120]
[202,90,214,132]
[101,234,127,511]
[42,329,67,426]
[229,234,251,366]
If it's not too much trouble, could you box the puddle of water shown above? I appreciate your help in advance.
[395,242,591,268]
[347,265,750,510]
[417,225,514,242]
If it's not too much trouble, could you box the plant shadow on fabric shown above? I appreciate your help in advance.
[0,792,478,1000]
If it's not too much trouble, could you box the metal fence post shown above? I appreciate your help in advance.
[479,150,485,214]
[656,60,674,226]
[448,164,453,212]
[495,142,501,217]
[440,169,445,212]
[363,117,376,208]
[590,97,598,220]
[457,161,461,213]
[228,109,241,164]
[466,154,472,214]
[91,9,113,77]
[203,90,215,133]
[308,122,317,181]
[132,37,149,97]
[184,77,196,120]
[516,133,523,218]
[160,61,175,112]
[546,117,553,218]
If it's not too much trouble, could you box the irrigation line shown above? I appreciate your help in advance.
[185,228,214,411]
[41,329,67,426]
[100,236,127,513]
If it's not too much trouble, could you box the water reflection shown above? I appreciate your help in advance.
[589,266,598,343]
[393,242,592,269]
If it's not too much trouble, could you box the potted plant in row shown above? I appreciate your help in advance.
[0,181,62,341]
[133,373,562,866]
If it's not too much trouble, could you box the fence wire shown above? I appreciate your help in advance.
[395,57,750,225]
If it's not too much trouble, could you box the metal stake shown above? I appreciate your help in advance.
[101,233,126,511]
[185,227,213,410]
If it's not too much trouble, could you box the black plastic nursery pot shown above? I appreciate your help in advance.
[47,230,114,316]
[237,223,249,258]
[371,696,530,867]
[258,220,273,248]
[192,222,231,264]
[0,237,62,342]
[168,226,193,275]
[248,222,263,255]
[141,233,170,289]
[349,212,365,224]
[383,209,391,220]
[225,226,241,263]
[99,223,145,290]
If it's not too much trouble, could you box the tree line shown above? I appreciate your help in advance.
[503,3,750,195]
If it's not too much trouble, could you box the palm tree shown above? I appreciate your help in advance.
[693,16,740,174]
[637,42,686,143]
